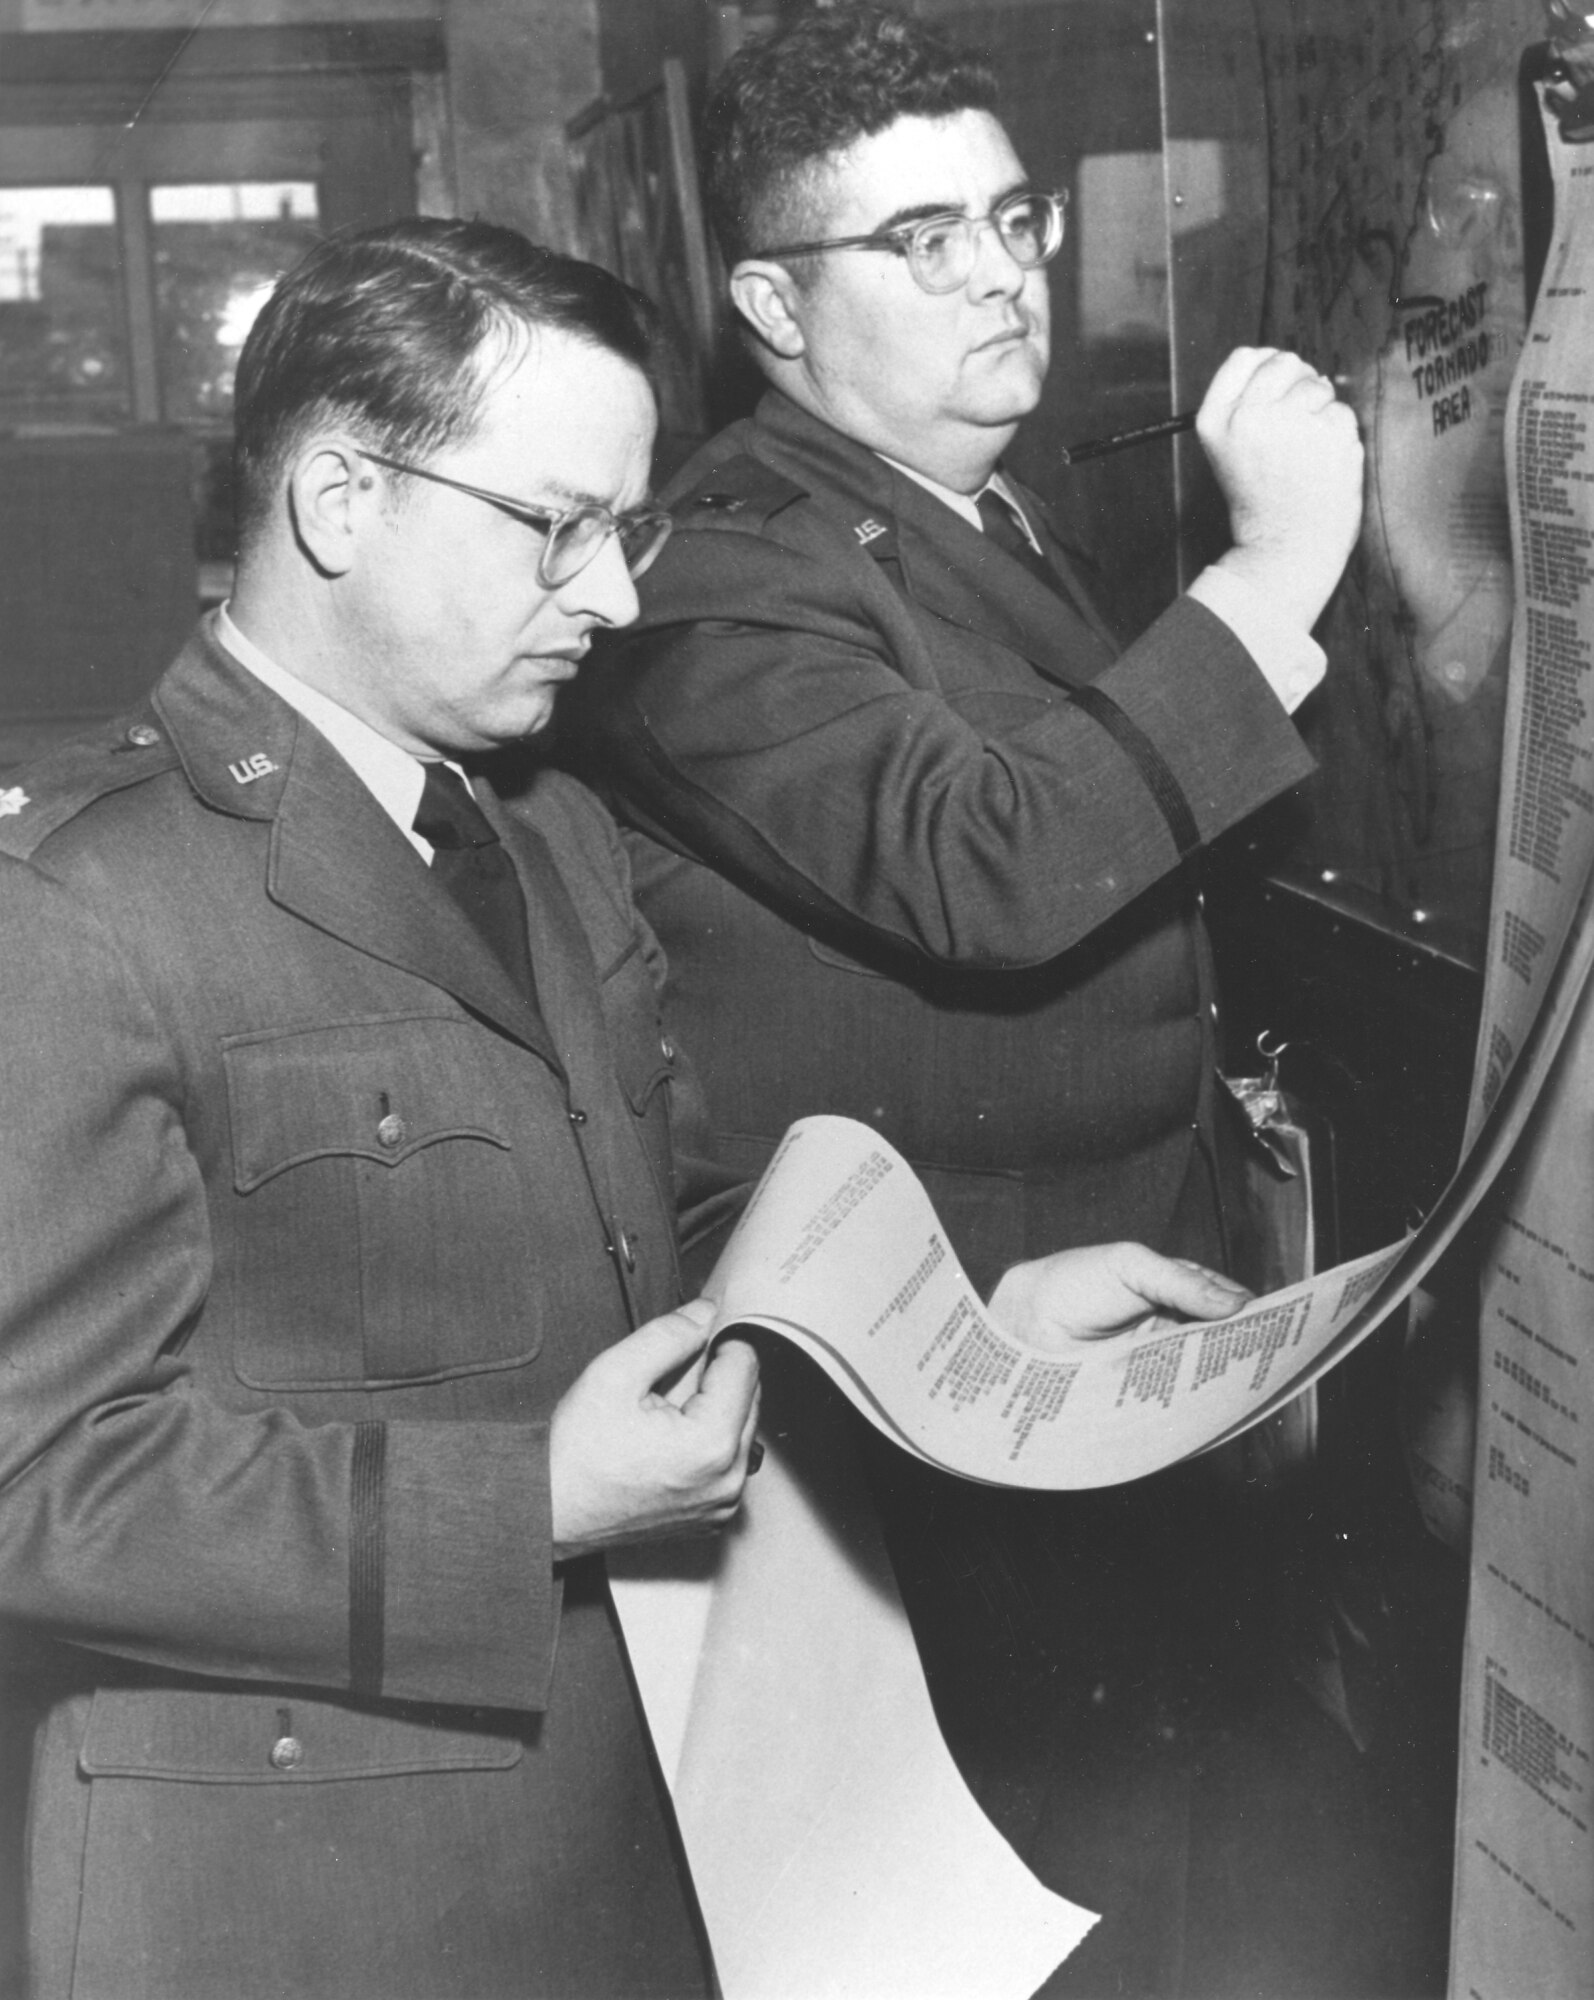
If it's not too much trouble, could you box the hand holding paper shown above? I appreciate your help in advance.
[987,1243,1252,1351]
[549,1298,761,1559]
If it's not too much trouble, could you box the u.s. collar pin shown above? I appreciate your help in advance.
[228,753,279,785]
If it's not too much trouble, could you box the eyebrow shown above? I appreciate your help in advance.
[526,478,595,506]
[536,481,657,515]
[520,479,636,513]
[868,181,1033,235]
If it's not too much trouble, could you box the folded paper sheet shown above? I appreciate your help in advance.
[612,1357,1096,2000]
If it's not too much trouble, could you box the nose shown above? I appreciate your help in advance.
[561,528,642,629]
[967,215,1027,300]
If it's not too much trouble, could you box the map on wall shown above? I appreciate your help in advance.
[1238,0,1544,952]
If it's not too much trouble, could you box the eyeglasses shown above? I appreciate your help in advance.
[358,451,673,588]
[751,188,1068,295]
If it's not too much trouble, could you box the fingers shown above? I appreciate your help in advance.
[986,1240,1253,1351]
[547,1307,759,1559]
[696,1332,760,1411]
[689,1336,762,1475]
[1197,344,1364,632]
[1197,345,1284,428]
[602,1297,717,1394]
[736,1375,763,1471]
[1197,347,1340,437]
[1108,1244,1251,1320]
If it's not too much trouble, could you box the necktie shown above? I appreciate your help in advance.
[413,762,536,999]
[976,485,1063,596]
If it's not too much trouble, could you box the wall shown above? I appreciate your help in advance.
[443,0,599,252]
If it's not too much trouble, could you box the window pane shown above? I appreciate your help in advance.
[151,181,320,426]
[0,186,129,425]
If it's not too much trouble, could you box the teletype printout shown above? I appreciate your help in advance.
[1446,87,1594,2000]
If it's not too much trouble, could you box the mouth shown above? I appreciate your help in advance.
[973,321,1034,354]
[536,647,589,679]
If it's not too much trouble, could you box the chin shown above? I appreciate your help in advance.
[512,698,557,739]
[968,359,1047,422]
[964,388,1044,432]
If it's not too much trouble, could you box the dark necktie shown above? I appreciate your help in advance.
[976,485,1063,596]
[413,762,536,999]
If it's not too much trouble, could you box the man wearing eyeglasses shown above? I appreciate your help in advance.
[0,218,746,2000]
[0,212,1261,2000]
[567,6,1366,1993]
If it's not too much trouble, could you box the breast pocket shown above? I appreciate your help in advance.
[224,1016,542,1390]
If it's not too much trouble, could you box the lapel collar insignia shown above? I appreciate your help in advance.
[228,752,280,786]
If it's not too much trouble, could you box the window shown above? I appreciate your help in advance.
[150,180,320,426]
[0,184,128,425]
[0,37,425,579]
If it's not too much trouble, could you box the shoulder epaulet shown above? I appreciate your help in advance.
[0,706,180,861]
[672,453,807,532]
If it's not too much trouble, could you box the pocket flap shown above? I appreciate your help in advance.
[81,1684,524,1784]
[225,1016,513,1192]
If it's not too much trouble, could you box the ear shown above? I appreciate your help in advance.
[286,438,372,579]
[729,260,809,361]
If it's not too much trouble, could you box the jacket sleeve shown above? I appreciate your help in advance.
[0,855,559,1715]
[576,524,1314,970]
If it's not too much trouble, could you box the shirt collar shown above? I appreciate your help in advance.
[214,603,434,855]
[875,454,1042,552]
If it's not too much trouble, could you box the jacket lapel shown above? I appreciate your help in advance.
[154,627,563,1071]
[753,392,1118,690]
[889,479,1119,688]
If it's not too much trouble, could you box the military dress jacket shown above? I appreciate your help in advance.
[0,626,729,2000]
[567,390,1316,1290]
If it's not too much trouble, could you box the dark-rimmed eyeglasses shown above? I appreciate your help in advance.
[751,188,1068,295]
[359,451,673,589]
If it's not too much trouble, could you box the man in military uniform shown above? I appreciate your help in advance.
[566,7,1366,1991]
[0,216,1251,2000]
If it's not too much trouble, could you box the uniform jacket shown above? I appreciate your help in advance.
[568,389,1316,1291]
[0,625,732,2000]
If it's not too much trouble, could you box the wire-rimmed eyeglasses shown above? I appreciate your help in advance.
[359,451,673,589]
[751,188,1068,295]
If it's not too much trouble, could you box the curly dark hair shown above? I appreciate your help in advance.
[702,4,998,268]
[233,218,657,538]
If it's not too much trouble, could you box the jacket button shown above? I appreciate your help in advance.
[269,1735,304,1771]
[125,722,162,748]
[376,1113,407,1149]
[659,1034,675,1063]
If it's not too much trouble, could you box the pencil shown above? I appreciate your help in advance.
[1059,411,1197,465]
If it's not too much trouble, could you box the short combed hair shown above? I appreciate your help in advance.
[702,4,998,268]
[233,218,658,537]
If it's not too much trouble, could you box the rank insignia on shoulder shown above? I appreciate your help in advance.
[228,753,278,785]
[694,492,744,513]
[0,787,29,816]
